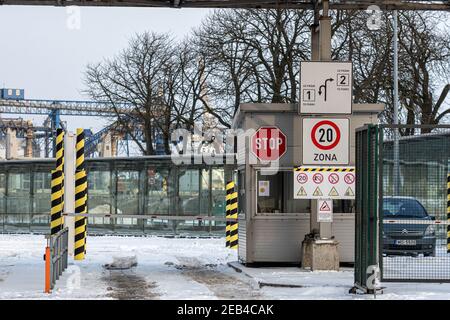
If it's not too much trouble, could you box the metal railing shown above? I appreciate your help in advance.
[45,227,69,293]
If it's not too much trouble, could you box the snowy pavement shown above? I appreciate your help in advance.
[1,234,450,300]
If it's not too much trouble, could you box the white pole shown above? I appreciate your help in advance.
[64,132,76,257]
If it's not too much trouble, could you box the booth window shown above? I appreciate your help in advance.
[256,170,310,215]
[238,171,245,217]
[334,200,355,213]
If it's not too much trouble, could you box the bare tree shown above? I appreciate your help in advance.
[197,9,449,133]
[167,40,212,133]
[84,10,450,158]
[397,12,450,133]
[84,32,175,155]
[333,10,450,133]
[194,9,312,126]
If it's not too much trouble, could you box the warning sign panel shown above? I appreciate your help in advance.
[317,199,333,223]
[302,118,350,165]
[293,167,355,200]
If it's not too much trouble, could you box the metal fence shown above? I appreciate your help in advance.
[355,124,450,290]
[379,125,450,282]
[354,124,379,291]
[45,227,69,292]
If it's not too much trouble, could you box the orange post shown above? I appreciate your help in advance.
[45,246,51,293]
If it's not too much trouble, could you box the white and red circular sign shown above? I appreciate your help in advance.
[297,173,308,184]
[328,173,339,184]
[251,126,287,161]
[344,173,355,184]
[312,173,324,184]
[311,120,341,151]
[302,118,349,165]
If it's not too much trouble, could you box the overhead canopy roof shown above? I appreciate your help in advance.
[0,0,448,10]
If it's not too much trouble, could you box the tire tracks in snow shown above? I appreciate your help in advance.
[174,256,262,300]
[102,270,159,300]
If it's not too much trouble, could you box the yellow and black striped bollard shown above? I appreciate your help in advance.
[50,169,64,235]
[74,128,87,260]
[447,174,450,253]
[55,128,64,224]
[74,169,87,260]
[225,181,233,248]
[226,181,238,250]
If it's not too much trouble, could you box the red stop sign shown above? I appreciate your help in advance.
[251,126,287,161]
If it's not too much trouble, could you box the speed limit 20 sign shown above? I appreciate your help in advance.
[302,118,349,165]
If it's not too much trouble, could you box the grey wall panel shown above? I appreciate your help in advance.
[251,217,310,263]
[333,214,355,263]
[238,217,247,262]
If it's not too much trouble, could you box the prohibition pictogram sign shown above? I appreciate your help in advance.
[311,120,341,151]
[297,173,308,184]
[312,173,324,184]
[328,173,339,184]
[344,173,355,184]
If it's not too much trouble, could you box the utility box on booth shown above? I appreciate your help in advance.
[232,103,382,265]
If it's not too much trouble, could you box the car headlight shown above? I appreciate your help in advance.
[425,225,435,236]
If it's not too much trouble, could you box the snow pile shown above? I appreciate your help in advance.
[103,255,138,270]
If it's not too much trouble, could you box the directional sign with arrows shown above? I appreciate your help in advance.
[299,61,352,114]
[318,78,334,102]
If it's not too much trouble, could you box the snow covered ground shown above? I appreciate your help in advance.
[1,234,450,300]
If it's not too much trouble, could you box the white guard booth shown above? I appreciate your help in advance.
[232,103,382,265]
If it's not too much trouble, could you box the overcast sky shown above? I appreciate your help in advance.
[0,6,210,131]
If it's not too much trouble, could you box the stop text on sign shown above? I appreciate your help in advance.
[254,137,284,150]
[251,126,287,161]
[302,118,349,165]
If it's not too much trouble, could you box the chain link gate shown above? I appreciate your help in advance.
[354,124,379,292]
[379,125,450,282]
[355,124,450,289]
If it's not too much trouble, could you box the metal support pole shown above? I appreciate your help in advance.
[315,0,333,239]
[310,1,320,61]
[393,11,400,195]
[319,0,332,61]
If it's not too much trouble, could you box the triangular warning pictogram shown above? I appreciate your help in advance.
[345,187,355,197]
[313,187,323,197]
[297,187,307,197]
[320,201,331,212]
[329,187,339,197]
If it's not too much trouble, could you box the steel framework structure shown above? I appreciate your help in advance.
[0,99,131,116]
[0,0,448,10]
